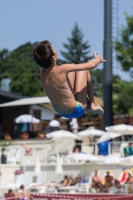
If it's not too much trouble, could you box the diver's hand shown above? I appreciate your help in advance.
[93,51,106,63]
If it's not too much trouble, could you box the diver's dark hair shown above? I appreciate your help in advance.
[32,40,54,69]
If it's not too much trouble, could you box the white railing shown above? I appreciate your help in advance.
[1,140,131,164]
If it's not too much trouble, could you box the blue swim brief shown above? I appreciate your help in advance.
[62,101,84,119]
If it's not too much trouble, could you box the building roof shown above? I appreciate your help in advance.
[0,90,26,100]
[0,96,50,107]
[0,94,103,108]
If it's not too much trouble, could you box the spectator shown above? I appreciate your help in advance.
[73,146,86,154]
[124,142,133,157]
[69,118,79,134]
[11,190,20,200]
[48,115,60,132]
[129,167,133,176]
[67,176,75,186]
[91,170,103,192]
[6,190,19,200]
[73,146,80,153]
[125,172,133,184]
[98,141,111,156]
[102,171,114,193]
[60,175,75,187]
[74,177,82,185]
[115,168,128,187]
[8,189,14,195]
[60,175,69,186]
[18,185,30,200]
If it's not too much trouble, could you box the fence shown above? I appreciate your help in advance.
[2,140,131,165]
[4,193,133,200]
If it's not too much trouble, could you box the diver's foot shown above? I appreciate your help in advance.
[89,102,104,116]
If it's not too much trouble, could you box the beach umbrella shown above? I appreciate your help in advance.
[64,153,99,162]
[78,129,105,137]
[15,114,40,123]
[98,155,123,164]
[46,130,79,140]
[105,124,133,135]
[97,132,122,143]
[15,148,25,163]
[34,157,41,176]
[120,155,133,166]
[55,154,64,175]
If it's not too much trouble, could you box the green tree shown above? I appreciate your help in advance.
[90,69,103,97]
[0,49,10,80]
[115,11,133,77]
[91,69,121,98]
[10,64,43,96]
[0,43,45,96]
[114,10,133,115]
[113,79,133,114]
[58,23,92,64]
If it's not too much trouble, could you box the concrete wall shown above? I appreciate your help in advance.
[32,105,57,120]
[0,164,19,187]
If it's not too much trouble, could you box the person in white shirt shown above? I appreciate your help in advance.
[48,115,60,132]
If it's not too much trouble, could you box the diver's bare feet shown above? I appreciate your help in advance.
[87,99,104,116]
[90,102,104,116]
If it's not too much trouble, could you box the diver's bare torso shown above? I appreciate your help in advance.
[40,65,77,115]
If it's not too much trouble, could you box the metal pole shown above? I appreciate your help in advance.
[103,0,113,129]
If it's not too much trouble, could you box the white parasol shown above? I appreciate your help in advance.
[120,155,133,166]
[98,155,123,164]
[55,154,64,175]
[34,157,41,176]
[15,114,40,123]
[97,132,122,143]
[78,129,105,137]
[105,124,133,135]
[46,130,80,140]
[64,153,99,162]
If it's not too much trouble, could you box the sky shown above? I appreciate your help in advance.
[0,0,133,80]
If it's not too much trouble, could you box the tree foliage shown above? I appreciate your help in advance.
[0,43,44,96]
[115,11,133,77]
[90,69,103,97]
[114,11,133,115]
[58,23,92,64]
[91,69,121,99]
[113,79,133,114]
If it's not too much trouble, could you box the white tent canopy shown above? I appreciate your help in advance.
[0,96,50,107]
[97,132,122,143]
[105,124,133,134]
[15,114,40,123]
[46,130,80,140]
[98,155,123,164]
[64,153,99,162]
[120,155,133,166]
[78,129,105,137]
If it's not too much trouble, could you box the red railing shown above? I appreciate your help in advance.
[4,193,133,200]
